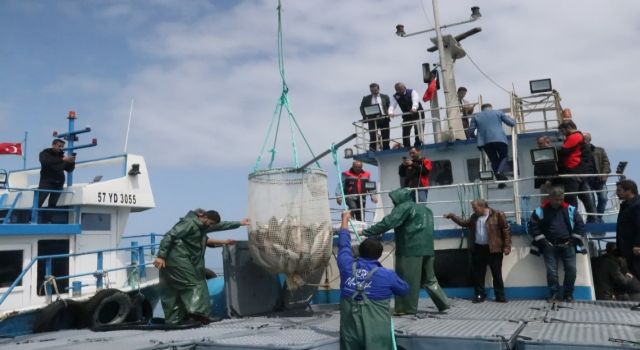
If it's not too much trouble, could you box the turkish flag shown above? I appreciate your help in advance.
[0,143,23,156]
[422,77,438,102]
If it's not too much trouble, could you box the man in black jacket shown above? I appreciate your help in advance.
[360,83,391,151]
[615,179,640,310]
[593,242,640,301]
[38,139,75,212]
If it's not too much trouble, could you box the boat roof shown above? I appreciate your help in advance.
[3,298,638,349]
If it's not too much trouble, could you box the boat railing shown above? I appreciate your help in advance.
[0,187,77,224]
[330,172,623,235]
[0,240,159,307]
[352,91,563,155]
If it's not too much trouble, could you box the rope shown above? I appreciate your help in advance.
[330,143,361,242]
[40,275,66,306]
[253,0,319,171]
[465,51,512,95]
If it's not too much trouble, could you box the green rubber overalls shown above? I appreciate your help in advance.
[340,261,395,350]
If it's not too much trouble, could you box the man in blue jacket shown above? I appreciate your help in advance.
[338,211,409,350]
[529,187,585,302]
[469,103,516,188]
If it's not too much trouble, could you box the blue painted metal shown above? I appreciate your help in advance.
[71,281,82,296]
[44,258,52,297]
[51,111,97,186]
[0,224,81,235]
[96,251,104,289]
[2,191,22,223]
[137,245,146,279]
[130,241,139,265]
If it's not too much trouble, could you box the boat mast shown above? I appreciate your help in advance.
[396,2,481,142]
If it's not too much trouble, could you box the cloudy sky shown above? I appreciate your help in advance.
[2,0,639,267]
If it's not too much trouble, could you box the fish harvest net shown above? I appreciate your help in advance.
[248,168,332,290]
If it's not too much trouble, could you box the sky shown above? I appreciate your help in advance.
[2,0,640,268]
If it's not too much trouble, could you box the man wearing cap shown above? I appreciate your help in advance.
[38,139,75,217]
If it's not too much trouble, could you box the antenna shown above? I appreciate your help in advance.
[124,98,134,153]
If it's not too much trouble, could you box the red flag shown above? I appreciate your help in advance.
[0,143,22,156]
[422,77,438,102]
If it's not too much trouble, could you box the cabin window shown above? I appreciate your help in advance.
[0,250,23,288]
[466,158,481,182]
[37,240,69,296]
[81,213,111,231]
[429,160,453,186]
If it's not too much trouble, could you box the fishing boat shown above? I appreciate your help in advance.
[0,112,162,336]
[1,1,639,349]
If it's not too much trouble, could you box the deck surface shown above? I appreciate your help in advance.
[2,298,639,349]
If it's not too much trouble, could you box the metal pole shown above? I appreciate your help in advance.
[511,98,522,224]
[66,113,76,187]
[431,0,466,141]
[23,131,27,170]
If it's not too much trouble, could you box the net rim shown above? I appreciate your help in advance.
[248,167,327,180]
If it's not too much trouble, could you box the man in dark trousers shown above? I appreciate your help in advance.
[529,187,585,302]
[457,87,475,138]
[38,139,75,219]
[398,147,432,204]
[337,211,409,350]
[360,83,391,151]
[336,161,378,221]
[557,120,596,223]
[615,179,640,310]
[593,242,640,301]
[583,132,611,223]
[362,187,450,314]
[444,199,512,303]
[389,82,423,148]
[154,209,249,324]
[468,103,516,188]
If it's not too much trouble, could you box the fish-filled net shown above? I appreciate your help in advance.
[248,168,332,290]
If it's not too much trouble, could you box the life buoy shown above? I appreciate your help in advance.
[32,300,79,333]
[79,289,131,328]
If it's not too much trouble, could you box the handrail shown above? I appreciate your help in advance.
[352,92,562,155]
[0,241,159,307]
[331,172,623,225]
[0,187,77,224]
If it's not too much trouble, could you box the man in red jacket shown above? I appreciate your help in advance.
[337,161,378,221]
[557,120,596,223]
[398,147,432,204]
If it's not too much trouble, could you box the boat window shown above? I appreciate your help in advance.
[37,240,69,296]
[429,160,453,186]
[0,250,23,288]
[466,158,480,182]
[81,213,111,231]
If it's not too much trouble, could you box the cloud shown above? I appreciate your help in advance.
[10,0,638,170]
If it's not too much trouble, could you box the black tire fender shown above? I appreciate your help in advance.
[125,293,153,323]
[79,288,131,328]
[32,299,79,333]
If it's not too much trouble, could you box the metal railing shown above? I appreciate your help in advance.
[0,187,77,224]
[0,236,160,307]
[331,172,623,232]
[352,91,562,155]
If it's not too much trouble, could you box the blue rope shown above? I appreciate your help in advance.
[330,143,361,242]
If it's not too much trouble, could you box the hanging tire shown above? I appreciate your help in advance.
[125,293,153,323]
[32,299,79,333]
[79,289,131,328]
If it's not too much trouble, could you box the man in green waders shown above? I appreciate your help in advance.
[338,211,409,349]
[363,187,450,314]
[153,209,249,324]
